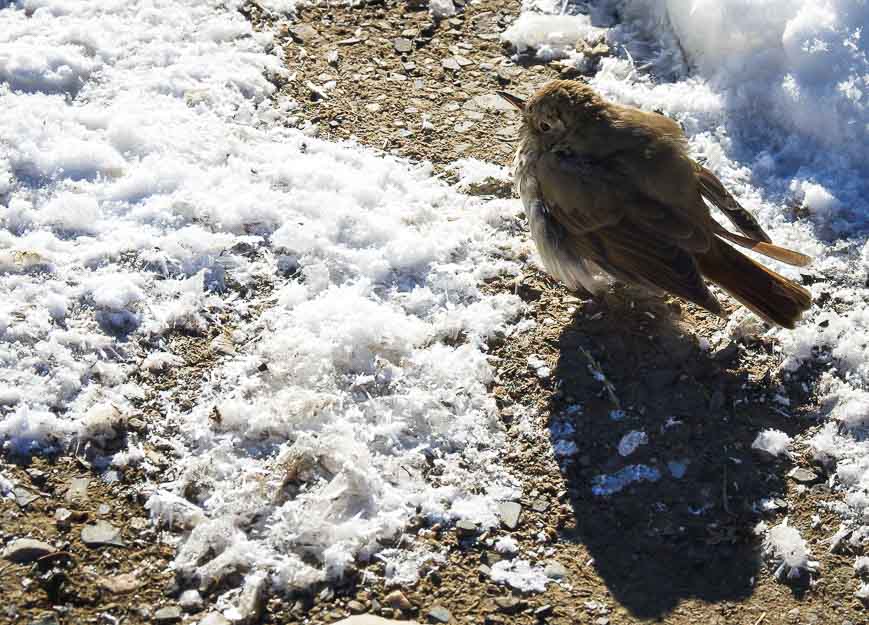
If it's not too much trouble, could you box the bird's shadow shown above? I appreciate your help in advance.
[546,290,818,618]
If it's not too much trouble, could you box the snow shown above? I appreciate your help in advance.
[591,464,661,496]
[494,535,520,555]
[617,430,648,457]
[489,558,550,592]
[1,0,525,598]
[502,13,605,63]
[761,519,819,580]
[752,429,793,458]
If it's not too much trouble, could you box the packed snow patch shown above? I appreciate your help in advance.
[1,0,528,597]
[502,13,605,62]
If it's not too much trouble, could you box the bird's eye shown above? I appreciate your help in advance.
[539,121,551,132]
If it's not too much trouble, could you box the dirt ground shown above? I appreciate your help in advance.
[1,0,864,624]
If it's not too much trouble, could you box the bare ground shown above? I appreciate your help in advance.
[1,0,864,624]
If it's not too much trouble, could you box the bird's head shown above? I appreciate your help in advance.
[497,80,607,150]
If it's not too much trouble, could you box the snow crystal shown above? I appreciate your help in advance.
[617,430,647,457]
[377,547,446,587]
[490,559,550,592]
[752,429,792,458]
[761,520,819,581]
[494,535,520,555]
[591,464,661,496]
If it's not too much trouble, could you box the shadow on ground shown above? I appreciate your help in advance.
[547,290,816,618]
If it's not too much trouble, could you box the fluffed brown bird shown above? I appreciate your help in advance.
[498,80,812,329]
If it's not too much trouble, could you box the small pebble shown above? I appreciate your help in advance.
[81,521,125,548]
[152,605,182,623]
[384,590,412,611]
[498,502,521,530]
[544,560,567,580]
[178,589,203,612]
[2,538,56,563]
[427,606,451,623]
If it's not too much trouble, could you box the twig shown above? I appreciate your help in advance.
[753,613,767,625]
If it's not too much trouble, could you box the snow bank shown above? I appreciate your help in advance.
[1,0,525,597]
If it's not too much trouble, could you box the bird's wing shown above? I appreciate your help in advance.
[533,148,722,313]
[534,148,710,252]
[693,162,772,243]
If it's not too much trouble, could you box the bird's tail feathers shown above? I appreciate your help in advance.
[712,223,812,267]
[699,239,812,329]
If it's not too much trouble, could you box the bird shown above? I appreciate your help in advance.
[497,80,812,329]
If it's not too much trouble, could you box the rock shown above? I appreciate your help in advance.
[210,335,235,355]
[594,618,610,625]
[65,477,90,503]
[199,613,232,625]
[427,606,451,623]
[712,342,739,364]
[544,560,567,580]
[26,469,47,485]
[384,590,412,611]
[494,597,523,614]
[13,486,40,507]
[788,467,820,484]
[393,38,413,54]
[498,502,522,530]
[531,499,549,512]
[81,521,125,548]
[179,589,203,612]
[152,606,182,623]
[455,519,477,537]
[347,600,366,614]
[327,50,340,66]
[55,508,73,527]
[98,571,142,594]
[478,564,491,579]
[333,617,421,625]
[2,538,56,563]
[233,572,267,624]
[463,94,514,113]
[289,24,318,43]
[442,58,461,72]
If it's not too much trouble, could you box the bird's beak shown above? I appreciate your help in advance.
[496,91,526,111]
